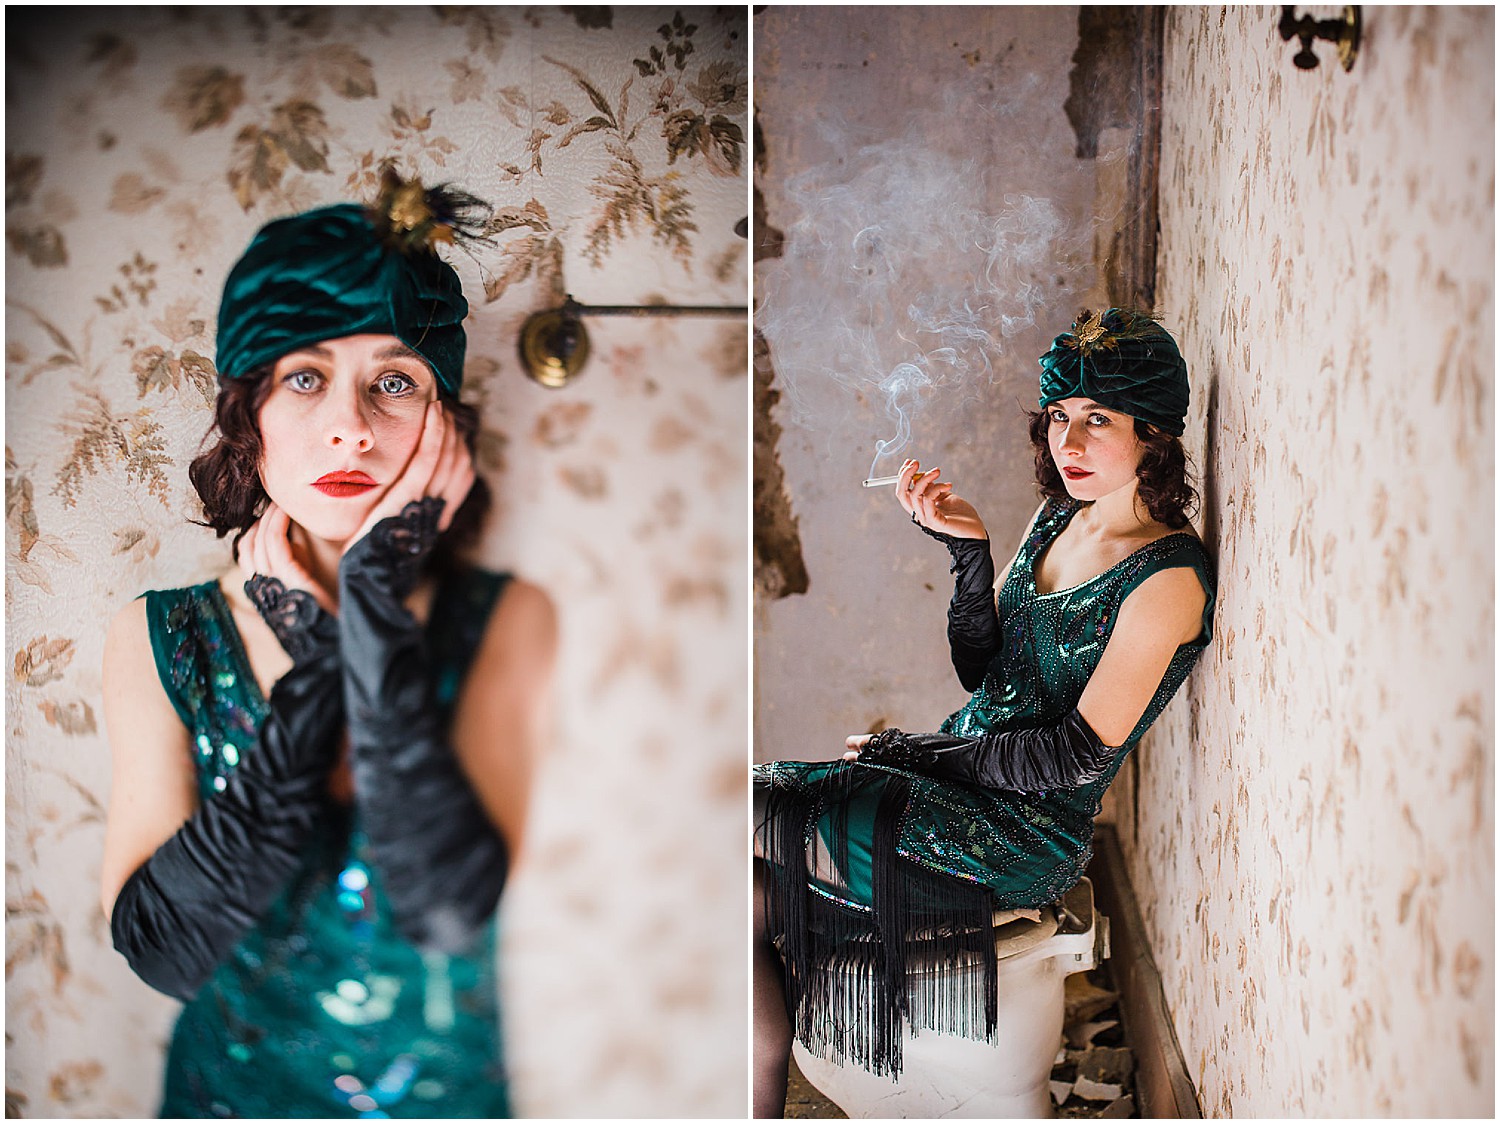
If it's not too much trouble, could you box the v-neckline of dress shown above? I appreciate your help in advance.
[1029,501,1196,600]
[207,581,273,716]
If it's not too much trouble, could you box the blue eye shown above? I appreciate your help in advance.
[375,373,416,397]
[284,369,321,392]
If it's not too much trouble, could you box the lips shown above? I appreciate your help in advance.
[313,470,377,498]
[1061,467,1094,480]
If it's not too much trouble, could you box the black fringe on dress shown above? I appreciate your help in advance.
[759,762,999,1079]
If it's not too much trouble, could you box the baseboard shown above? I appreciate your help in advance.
[1086,824,1202,1118]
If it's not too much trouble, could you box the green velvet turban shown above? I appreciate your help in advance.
[215,203,468,396]
[1037,308,1189,436]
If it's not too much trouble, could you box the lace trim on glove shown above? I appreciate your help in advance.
[244,575,338,665]
[858,727,921,768]
[912,517,990,570]
[365,497,446,597]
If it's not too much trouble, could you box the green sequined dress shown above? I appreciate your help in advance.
[754,499,1214,1071]
[143,569,511,1119]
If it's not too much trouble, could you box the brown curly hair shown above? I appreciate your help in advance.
[188,367,491,570]
[1027,408,1197,529]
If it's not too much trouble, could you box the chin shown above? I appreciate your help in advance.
[277,498,375,546]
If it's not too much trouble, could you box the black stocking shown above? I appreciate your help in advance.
[753,860,792,1119]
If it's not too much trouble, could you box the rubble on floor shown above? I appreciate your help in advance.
[1050,967,1138,1118]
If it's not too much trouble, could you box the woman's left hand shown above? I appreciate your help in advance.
[897,459,987,540]
[345,400,475,554]
[237,502,338,617]
[842,733,873,762]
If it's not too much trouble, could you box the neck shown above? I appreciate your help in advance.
[289,523,345,606]
[1077,480,1153,537]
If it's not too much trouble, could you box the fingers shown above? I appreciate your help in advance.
[406,401,449,499]
[842,733,872,763]
[918,482,954,527]
[908,466,945,525]
[897,460,920,514]
[436,456,476,533]
[264,506,310,585]
[239,504,337,612]
[250,507,273,578]
[426,406,476,532]
[235,520,259,583]
[375,402,446,518]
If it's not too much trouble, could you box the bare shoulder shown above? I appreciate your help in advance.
[103,600,175,723]
[1116,559,1208,647]
[450,575,557,848]
[104,596,149,664]
[487,577,557,650]
[466,575,559,687]
[102,597,191,760]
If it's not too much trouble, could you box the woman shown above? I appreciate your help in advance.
[753,308,1215,1115]
[98,173,557,1118]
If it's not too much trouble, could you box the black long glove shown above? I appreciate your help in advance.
[916,521,1000,692]
[338,498,508,953]
[857,709,1114,793]
[111,579,341,1001]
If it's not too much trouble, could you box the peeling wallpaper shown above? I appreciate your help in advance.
[5,7,747,1117]
[1103,6,1494,1116]
[753,6,1116,762]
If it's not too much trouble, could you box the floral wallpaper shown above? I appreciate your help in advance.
[6,6,747,1118]
[1100,5,1493,1116]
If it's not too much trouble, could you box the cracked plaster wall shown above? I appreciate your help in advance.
[753,6,1124,763]
[1102,6,1494,1115]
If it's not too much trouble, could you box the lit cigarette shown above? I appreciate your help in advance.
[862,475,904,488]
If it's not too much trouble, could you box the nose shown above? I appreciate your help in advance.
[1057,421,1085,456]
[322,390,374,452]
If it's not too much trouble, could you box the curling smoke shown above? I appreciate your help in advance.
[757,77,1089,475]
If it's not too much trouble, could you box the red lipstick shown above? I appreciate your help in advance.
[313,470,377,498]
[1061,467,1093,480]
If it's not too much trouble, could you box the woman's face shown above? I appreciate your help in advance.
[1046,398,1146,502]
[257,333,437,544]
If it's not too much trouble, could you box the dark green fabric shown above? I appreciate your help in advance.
[143,569,510,1118]
[756,498,1214,908]
[215,204,468,396]
[1037,309,1190,436]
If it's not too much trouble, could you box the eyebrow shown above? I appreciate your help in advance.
[373,342,425,362]
[1051,400,1112,413]
[280,342,425,362]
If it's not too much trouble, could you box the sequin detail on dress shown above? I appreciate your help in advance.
[755,497,1215,1076]
[143,569,512,1119]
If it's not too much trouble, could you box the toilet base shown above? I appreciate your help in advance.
[791,951,1067,1118]
[791,879,1106,1119]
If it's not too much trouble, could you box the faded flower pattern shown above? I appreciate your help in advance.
[1101,7,1494,1118]
[6,6,746,1118]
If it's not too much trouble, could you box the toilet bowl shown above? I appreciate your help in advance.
[792,877,1109,1119]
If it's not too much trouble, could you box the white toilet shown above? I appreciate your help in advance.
[792,877,1109,1119]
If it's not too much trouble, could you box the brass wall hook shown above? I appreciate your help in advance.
[518,295,750,389]
[1278,6,1360,72]
[518,298,590,389]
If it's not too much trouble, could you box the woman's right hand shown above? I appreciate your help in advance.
[897,459,988,540]
[236,502,337,617]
